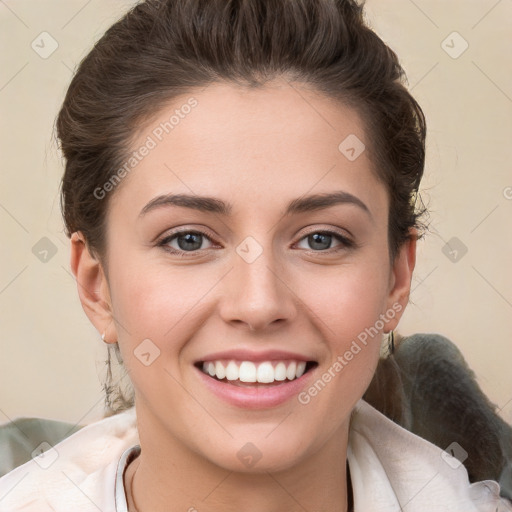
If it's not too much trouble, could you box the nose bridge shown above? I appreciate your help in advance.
[221,235,296,331]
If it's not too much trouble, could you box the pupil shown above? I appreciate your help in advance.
[178,233,202,251]
[309,233,331,250]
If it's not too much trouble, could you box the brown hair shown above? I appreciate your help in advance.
[56,0,427,413]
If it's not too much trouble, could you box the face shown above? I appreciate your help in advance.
[72,79,415,473]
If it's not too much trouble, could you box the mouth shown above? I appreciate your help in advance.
[194,359,319,387]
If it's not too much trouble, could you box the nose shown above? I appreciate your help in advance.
[219,245,298,332]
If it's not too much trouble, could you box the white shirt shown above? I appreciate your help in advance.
[0,399,510,512]
[114,445,140,512]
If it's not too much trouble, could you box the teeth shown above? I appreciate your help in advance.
[274,362,287,381]
[239,361,257,382]
[215,361,226,379]
[226,361,239,381]
[257,362,274,383]
[201,359,309,383]
[296,361,306,378]
[286,361,297,380]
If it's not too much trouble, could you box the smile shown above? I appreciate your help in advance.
[198,359,316,384]
[194,355,318,408]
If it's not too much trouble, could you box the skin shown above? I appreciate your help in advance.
[70,78,416,512]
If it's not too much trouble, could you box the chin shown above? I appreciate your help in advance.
[199,432,316,474]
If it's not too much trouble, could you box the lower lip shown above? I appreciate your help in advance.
[195,365,315,409]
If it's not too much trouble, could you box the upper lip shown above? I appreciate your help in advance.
[196,349,317,364]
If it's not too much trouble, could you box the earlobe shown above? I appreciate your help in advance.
[70,231,116,343]
[384,230,417,332]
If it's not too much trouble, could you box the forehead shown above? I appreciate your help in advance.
[137,80,367,163]
[108,80,387,221]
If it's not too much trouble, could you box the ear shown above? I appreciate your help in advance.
[70,232,117,344]
[383,229,417,333]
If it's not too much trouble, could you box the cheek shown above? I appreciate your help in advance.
[109,247,391,352]
[297,261,390,396]
[106,261,201,403]
[303,263,391,343]
[292,268,388,432]
[109,259,204,337]
[107,240,391,380]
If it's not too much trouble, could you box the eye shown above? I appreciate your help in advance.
[157,228,355,256]
[158,229,215,254]
[295,230,354,252]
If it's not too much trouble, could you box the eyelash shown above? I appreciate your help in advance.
[157,227,355,257]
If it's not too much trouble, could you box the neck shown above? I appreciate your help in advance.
[125,413,351,512]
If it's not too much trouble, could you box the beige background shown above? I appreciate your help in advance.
[0,0,511,427]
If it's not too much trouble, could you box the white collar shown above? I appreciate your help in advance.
[347,399,507,511]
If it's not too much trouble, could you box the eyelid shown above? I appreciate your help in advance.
[157,226,218,251]
[298,225,354,242]
[293,227,355,252]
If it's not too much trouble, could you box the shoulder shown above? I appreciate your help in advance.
[0,408,138,512]
[348,399,512,512]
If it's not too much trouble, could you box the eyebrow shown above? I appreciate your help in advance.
[139,190,371,218]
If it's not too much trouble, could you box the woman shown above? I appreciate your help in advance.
[0,0,509,510]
